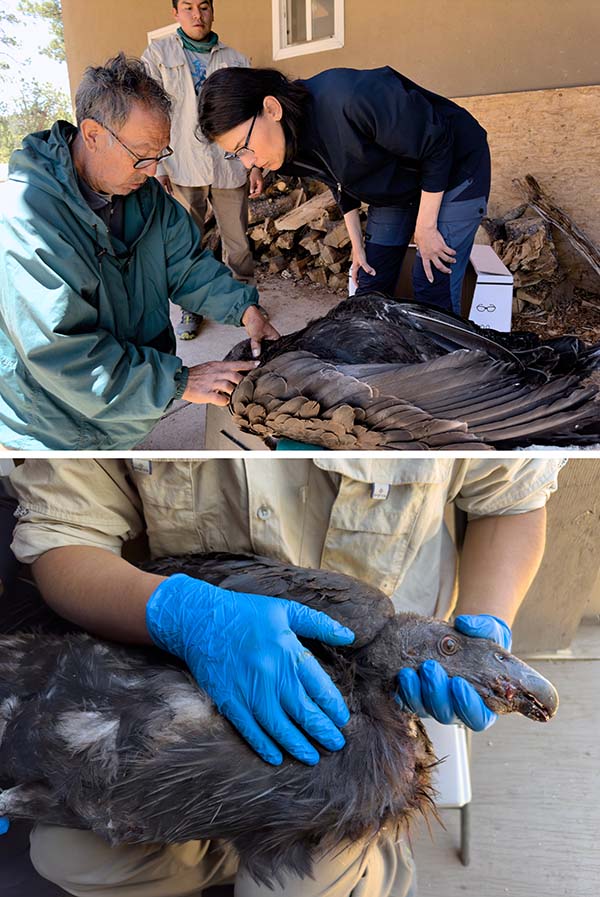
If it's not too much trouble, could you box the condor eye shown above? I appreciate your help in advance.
[440,635,460,656]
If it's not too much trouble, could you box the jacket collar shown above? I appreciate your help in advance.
[9,119,158,256]
[153,31,228,66]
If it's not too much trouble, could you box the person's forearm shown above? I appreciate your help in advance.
[32,546,166,643]
[343,208,363,251]
[456,508,547,626]
[415,190,444,231]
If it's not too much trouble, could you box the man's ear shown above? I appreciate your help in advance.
[263,96,283,122]
[79,118,104,153]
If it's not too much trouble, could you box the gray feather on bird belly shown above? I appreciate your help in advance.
[0,552,559,886]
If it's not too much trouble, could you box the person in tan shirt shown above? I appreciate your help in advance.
[6,457,559,897]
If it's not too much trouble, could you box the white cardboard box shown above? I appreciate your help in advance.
[466,244,513,332]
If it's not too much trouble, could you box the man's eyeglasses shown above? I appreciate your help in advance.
[96,120,174,170]
[224,112,258,161]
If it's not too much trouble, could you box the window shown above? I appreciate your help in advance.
[272,0,344,60]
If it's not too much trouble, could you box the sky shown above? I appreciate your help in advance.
[1,0,71,109]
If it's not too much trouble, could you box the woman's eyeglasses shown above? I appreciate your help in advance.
[224,112,258,161]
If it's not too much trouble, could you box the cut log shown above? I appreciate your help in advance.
[514,174,600,279]
[249,225,265,243]
[328,273,349,291]
[323,221,351,249]
[293,188,306,209]
[310,210,334,232]
[248,188,304,225]
[515,289,544,306]
[304,178,330,196]
[274,190,338,232]
[497,217,560,288]
[481,204,529,242]
[249,218,277,248]
[275,232,296,251]
[299,230,323,255]
[268,255,287,274]
[288,257,310,278]
[307,268,329,286]
[320,245,345,266]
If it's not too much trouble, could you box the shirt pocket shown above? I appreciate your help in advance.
[159,61,189,96]
[318,460,451,596]
[127,460,198,557]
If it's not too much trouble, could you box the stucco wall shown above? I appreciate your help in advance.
[513,459,600,653]
[61,0,600,99]
[460,86,600,290]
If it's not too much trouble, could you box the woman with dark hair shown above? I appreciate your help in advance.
[198,66,491,314]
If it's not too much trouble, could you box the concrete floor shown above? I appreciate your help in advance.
[2,622,598,897]
[137,272,341,450]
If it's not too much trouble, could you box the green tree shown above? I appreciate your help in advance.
[18,0,65,62]
[0,10,19,71]
[0,77,73,163]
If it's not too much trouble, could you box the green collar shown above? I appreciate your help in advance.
[177,27,219,53]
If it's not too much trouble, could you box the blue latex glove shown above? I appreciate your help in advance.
[0,818,8,835]
[146,574,355,766]
[396,613,512,731]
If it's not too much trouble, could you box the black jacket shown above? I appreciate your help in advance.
[282,67,488,213]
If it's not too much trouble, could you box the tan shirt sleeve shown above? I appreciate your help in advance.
[452,458,564,519]
[10,460,145,564]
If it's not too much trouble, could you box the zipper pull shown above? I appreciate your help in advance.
[337,182,342,201]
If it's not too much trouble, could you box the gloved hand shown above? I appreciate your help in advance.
[146,574,355,766]
[396,613,512,731]
[0,818,8,835]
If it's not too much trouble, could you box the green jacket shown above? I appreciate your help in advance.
[0,121,258,450]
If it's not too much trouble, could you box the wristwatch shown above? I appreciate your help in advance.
[254,304,270,321]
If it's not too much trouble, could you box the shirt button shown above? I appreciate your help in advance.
[256,505,271,520]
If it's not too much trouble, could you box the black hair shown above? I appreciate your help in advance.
[75,53,172,128]
[172,1,213,9]
[197,67,310,161]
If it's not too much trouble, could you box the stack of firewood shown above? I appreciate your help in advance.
[482,175,600,312]
[481,204,562,311]
[202,177,357,292]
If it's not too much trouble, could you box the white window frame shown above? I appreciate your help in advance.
[272,0,344,60]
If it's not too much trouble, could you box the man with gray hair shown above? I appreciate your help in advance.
[0,53,277,451]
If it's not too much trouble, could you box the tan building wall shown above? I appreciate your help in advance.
[62,0,599,99]
[513,459,600,653]
[460,86,600,290]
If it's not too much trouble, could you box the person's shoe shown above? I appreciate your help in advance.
[176,311,204,340]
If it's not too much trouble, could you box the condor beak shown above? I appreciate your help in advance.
[509,668,559,721]
[487,656,559,722]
